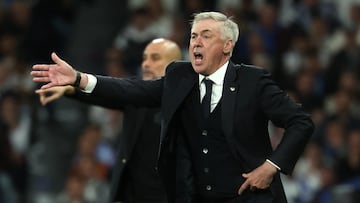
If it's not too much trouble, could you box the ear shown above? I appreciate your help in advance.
[223,40,233,55]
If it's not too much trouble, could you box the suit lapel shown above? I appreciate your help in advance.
[161,72,197,139]
[222,62,240,156]
[171,76,197,114]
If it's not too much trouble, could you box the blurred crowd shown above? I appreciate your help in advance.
[0,0,360,203]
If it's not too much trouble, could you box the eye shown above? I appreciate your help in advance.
[203,34,211,39]
[152,55,161,61]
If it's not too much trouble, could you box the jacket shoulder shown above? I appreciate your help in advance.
[166,61,192,72]
[165,61,194,78]
[238,63,270,75]
[236,64,275,83]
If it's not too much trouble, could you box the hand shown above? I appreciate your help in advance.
[35,85,75,106]
[31,52,77,89]
[238,161,277,195]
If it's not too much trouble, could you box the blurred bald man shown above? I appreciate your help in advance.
[141,38,181,81]
[36,39,181,203]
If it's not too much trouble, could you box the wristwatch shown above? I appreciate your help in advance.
[73,71,81,87]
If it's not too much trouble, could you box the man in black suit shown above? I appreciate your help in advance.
[35,38,182,203]
[32,12,314,203]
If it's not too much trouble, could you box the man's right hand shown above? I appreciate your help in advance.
[31,52,78,89]
[35,85,75,106]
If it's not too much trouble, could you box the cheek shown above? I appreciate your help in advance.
[189,49,193,56]
[189,42,195,50]
[154,64,166,76]
[208,46,223,57]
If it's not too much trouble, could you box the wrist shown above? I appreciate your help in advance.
[64,85,76,95]
[78,72,88,89]
[264,160,278,175]
[71,71,88,90]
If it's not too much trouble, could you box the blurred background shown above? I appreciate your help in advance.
[0,0,359,202]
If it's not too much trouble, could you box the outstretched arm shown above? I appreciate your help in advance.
[31,52,88,89]
[36,84,128,110]
[35,85,75,106]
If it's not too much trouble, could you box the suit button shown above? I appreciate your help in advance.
[202,148,208,154]
[121,158,127,163]
[204,168,209,173]
[206,185,212,191]
[202,130,208,136]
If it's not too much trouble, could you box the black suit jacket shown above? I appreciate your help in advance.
[110,106,154,202]
[71,90,162,202]
[74,61,314,203]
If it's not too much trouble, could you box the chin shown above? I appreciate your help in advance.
[142,75,154,81]
[192,65,206,74]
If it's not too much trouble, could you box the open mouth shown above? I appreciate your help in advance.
[194,52,203,63]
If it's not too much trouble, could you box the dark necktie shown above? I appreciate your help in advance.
[202,79,213,118]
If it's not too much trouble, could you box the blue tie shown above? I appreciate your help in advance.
[202,79,213,118]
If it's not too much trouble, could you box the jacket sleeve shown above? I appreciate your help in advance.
[257,69,314,175]
[68,75,163,109]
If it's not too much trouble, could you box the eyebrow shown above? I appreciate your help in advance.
[192,29,213,35]
[150,53,161,56]
[144,52,161,57]
[149,53,161,59]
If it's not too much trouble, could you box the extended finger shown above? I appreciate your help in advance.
[36,89,53,95]
[32,64,50,71]
[51,52,66,65]
[31,70,49,77]
[41,83,55,90]
[32,77,50,83]
[39,93,47,106]
[238,180,250,195]
[35,89,46,94]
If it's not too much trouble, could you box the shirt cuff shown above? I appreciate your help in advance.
[266,159,281,171]
[81,74,97,93]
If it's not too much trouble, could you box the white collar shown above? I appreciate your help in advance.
[198,61,229,86]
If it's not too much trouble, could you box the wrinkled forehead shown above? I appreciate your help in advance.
[191,19,221,33]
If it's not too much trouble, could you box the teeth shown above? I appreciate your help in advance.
[194,52,202,57]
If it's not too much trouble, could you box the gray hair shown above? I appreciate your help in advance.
[191,12,239,46]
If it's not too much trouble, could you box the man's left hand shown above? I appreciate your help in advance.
[238,161,277,195]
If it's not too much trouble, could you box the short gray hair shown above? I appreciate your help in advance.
[191,12,239,45]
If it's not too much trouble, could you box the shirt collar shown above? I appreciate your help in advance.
[199,61,229,86]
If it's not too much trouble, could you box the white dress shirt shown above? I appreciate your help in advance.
[199,61,228,112]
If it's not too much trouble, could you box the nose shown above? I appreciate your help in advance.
[194,38,202,46]
[142,59,150,69]
[192,36,202,47]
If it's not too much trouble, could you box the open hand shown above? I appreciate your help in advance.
[31,52,77,89]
